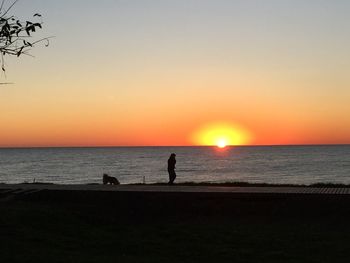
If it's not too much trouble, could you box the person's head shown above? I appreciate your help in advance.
[170,153,176,158]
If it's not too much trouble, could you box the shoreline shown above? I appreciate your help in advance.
[2,182,350,199]
[2,181,350,188]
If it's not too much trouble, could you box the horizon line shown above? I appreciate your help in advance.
[0,143,349,149]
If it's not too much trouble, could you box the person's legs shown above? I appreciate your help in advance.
[168,170,176,184]
[172,171,176,183]
[168,170,172,184]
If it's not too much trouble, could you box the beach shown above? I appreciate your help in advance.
[1,183,350,262]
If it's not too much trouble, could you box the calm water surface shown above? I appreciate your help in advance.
[0,146,349,185]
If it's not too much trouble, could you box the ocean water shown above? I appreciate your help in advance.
[0,146,349,185]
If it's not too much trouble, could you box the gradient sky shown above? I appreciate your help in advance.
[0,0,349,147]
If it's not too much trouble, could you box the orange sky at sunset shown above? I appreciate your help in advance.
[0,1,350,147]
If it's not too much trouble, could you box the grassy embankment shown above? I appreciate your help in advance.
[1,189,350,262]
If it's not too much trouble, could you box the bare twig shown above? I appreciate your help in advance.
[1,0,18,17]
[0,0,5,13]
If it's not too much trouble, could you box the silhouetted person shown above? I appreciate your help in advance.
[168,153,176,185]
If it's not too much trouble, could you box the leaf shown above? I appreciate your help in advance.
[17,46,24,57]
[4,23,10,32]
[25,25,35,36]
[23,40,32,47]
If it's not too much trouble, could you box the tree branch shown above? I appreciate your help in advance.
[0,0,49,72]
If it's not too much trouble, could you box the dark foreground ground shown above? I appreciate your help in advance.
[1,188,350,263]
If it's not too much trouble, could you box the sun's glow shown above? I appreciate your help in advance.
[217,139,227,148]
[191,122,253,146]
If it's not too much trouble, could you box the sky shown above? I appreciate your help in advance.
[0,0,349,147]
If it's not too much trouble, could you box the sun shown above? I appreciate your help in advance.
[191,122,253,146]
[217,139,227,148]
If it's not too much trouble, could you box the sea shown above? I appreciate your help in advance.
[0,146,349,185]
